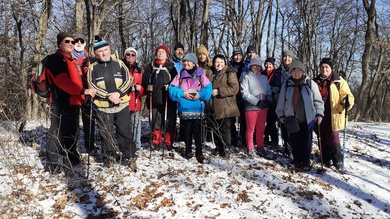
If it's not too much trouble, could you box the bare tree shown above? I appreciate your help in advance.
[355,0,377,121]
[200,0,211,47]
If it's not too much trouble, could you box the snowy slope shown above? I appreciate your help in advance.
[0,120,388,218]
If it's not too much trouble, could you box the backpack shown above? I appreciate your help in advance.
[179,75,203,89]
[30,55,51,98]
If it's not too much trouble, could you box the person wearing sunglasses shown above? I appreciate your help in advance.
[44,32,97,173]
[72,33,97,156]
[122,47,145,150]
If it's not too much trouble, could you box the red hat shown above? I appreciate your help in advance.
[155,45,169,56]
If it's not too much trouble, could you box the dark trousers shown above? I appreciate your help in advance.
[181,119,202,156]
[264,104,278,144]
[95,107,136,159]
[46,103,80,166]
[289,122,313,165]
[280,122,292,154]
[81,100,96,152]
[214,117,232,155]
[315,123,341,164]
[238,102,246,148]
[230,117,238,146]
[150,103,176,133]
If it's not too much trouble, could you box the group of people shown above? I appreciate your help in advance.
[42,31,355,174]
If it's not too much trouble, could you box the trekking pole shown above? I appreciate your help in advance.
[161,90,169,159]
[87,96,93,180]
[341,95,349,173]
[149,90,153,159]
[317,124,324,171]
[132,89,139,146]
[200,101,204,149]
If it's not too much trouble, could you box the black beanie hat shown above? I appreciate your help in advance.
[232,45,243,57]
[174,43,184,51]
[57,32,72,46]
[246,45,256,54]
[265,57,276,66]
[320,58,334,68]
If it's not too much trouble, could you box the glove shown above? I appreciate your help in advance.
[340,96,350,108]
[257,100,271,109]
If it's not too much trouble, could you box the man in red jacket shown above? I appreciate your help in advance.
[45,32,96,173]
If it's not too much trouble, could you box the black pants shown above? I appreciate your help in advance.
[280,122,292,154]
[46,103,80,166]
[95,107,136,159]
[289,122,313,165]
[81,100,96,152]
[181,119,202,157]
[264,104,278,144]
[214,117,232,155]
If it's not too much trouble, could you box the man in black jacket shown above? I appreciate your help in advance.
[88,36,136,169]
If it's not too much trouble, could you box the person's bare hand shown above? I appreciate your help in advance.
[147,85,153,92]
[191,92,200,100]
[212,89,218,97]
[84,88,96,97]
[184,92,193,100]
[316,116,323,125]
[107,92,121,104]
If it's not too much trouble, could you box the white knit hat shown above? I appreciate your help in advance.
[124,47,138,58]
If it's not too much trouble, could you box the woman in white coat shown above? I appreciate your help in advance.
[241,56,272,158]
[276,60,324,170]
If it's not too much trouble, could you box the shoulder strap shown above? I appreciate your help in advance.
[334,81,340,91]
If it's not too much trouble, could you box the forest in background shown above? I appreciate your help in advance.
[0,0,389,128]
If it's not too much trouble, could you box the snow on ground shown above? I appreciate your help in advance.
[0,120,389,218]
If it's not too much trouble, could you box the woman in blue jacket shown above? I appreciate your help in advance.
[169,53,212,163]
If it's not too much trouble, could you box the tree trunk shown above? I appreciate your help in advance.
[200,0,210,47]
[355,0,376,121]
[179,0,187,44]
[31,0,52,119]
[75,0,84,33]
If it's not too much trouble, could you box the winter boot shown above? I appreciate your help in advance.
[152,130,162,148]
[164,130,174,150]
[129,158,137,172]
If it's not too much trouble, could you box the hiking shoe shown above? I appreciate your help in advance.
[256,147,268,158]
[196,155,205,164]
[333,162,341,170]
[247,149,258,158]
[184,152,193,160]
[129,158,137,172]
[103,156,116,167]
[220,150,231,159]
[45,164,61,174]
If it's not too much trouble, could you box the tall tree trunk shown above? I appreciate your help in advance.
[31,0,52,119]
[179,0,187,44]
[200,0,210,47]
[355,0,376,121]
[75,0,84,33]
[118,0,126,53]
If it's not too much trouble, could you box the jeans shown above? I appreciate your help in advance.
[130,110,142,148]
